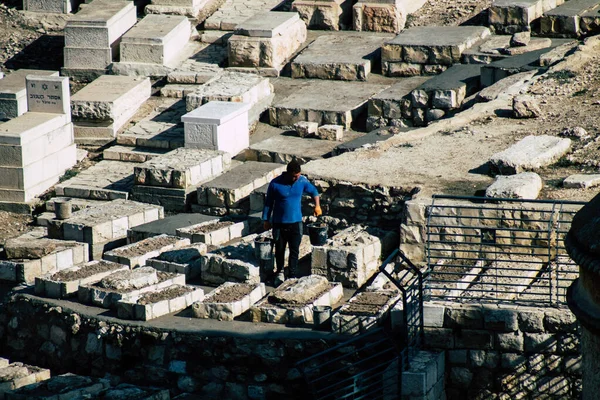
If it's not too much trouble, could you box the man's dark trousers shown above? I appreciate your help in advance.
[272,222,303,278]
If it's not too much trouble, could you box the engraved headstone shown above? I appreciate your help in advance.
[26,75,70,115]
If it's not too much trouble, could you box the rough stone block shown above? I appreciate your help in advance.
[316,124,344,141]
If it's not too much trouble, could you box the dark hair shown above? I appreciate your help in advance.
[287,159,302,174]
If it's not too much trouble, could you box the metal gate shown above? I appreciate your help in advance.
[425,195,584,306]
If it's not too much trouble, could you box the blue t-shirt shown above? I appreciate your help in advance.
[262,174,319,223]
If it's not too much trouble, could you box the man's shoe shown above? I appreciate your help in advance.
[274,272,285,286]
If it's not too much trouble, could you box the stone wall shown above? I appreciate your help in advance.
[423,302,581,399]
[0,294,351,400]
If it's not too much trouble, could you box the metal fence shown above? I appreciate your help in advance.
[425,195,584,306]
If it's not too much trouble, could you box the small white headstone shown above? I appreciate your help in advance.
[26,75,70,115]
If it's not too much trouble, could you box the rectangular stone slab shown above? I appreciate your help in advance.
[103,234,191,268]
[127,213,217,242]
[116,284,204,320]
[192,282,265,320]
[489,135,572,174]
[234,11,301,37]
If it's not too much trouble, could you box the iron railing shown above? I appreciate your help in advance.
[296,249,424,399]
[425,195,584,306]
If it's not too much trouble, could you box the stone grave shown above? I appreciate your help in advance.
[23,0,77,13]
[199,236,262,284]
[70,75,151,145]
[192,282,266,320]
[195,161,285,215]
[250,275,343,325]
[116,283,204,320]
[0,69,58,120]
[176,218,251,246]
[47,199,164,260]
[366,76,429,130]
[54,160,136,201]
[147,243,208,279]
[331,290,401,334]
[184,71,274,125]
[145,0,209,18]
[62,0,137,78]
[311,225,398,288]
[77,266,186,309]
[166,42,226,83]
[381,26,491,77]
[113,14,197,77]
[0,227,89,284]
[353,0,421,33]
[127,212,220,242]
[540,0,600,37]
[228,12,307,75]
[204,0,285,31]
[291,32,393,81]
[182,101,251,157]
[292,0,353,30]
[489,0,566,34]
[407,64,481,126]
[489,135,572,174]
[34,259,129,299]
[103,234,191,268]
[131,148,232,211]
[270,79,389,129]
[0,75,76,206]
[117,98,186,150]
[0,361,51,397]
[3,374,110,400]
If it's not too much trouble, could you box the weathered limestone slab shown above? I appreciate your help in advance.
[486,172,543,199]
[353,0,406,33]
[292,0,353,30]
[204,0,285,31]
[462,35,554,63]
[116,284,204,320]
[127,213,217,242]
[120,15,192,67]
[270,79,389,129]
[63,0,137,72]
[185,71,274,125]
[103,145,171,163]
[489,135,572,175]
[311,225,398,288]
[48,198,164,260]
[34,260,128,299]
[317,124,344,140]
[78,267,185,308]
[333,128,394,155]
[177,219,250,246]
[117,98,185,150]
[540,0,600,37]
[197,161,285,213]
[192,282,265,320]
[23,0,76,13]
[250,275,344,325]
[367,76,429,130]
[381,26,491,77]
[0,69,59,120]
[103,234,191,268]
[147,243,207,279]
[182,101,251,156]
[563,174,600,189]
[145,0,210,18]
[71,75,151,142]
[134,148,230,189]
[331,290,401,334]
[200,239,261,284]
[489,0,567,34]
[0,363,51,396]
[228,12,307,73]
[291,32,392,81]
[4,374,112,400]
[55,160,135,201]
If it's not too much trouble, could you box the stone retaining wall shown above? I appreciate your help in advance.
[423,302,581,399]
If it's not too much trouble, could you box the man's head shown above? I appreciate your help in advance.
[286,159,302,182]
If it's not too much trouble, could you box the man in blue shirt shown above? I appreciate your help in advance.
[262,159,321,284]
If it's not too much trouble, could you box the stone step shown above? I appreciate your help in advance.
[196,161,285,214]
[489,0,567,34]
[103,234,191,268]
[331,290,401,334]
[35,260,129,299]
[147,243,208,279]
[192,282,266,320]
[78,266,186,309]
[540,0,600,37]
[0,362,51,397]
[291,32,393,81]
[270,78,389,130]
[47,198,164,260]
[250,275,344,326]
[116,284,204,320]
